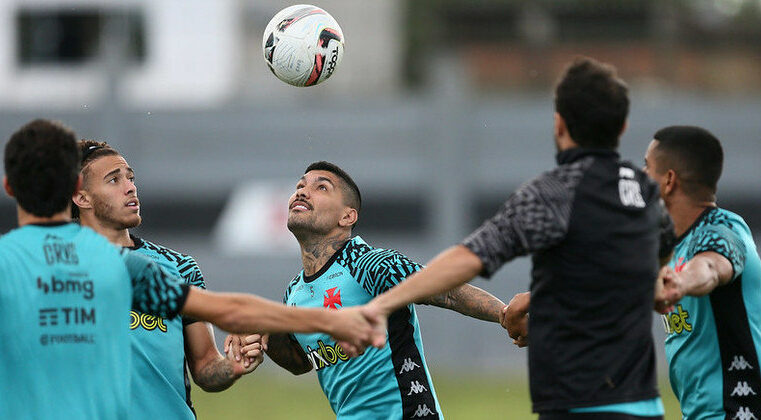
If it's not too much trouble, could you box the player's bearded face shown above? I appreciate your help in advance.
[287,171,344,235]
[84,155,141,230]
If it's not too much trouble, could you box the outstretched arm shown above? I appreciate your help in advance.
[369,245,483,328]
[184,323,262,392]
[420,282,504,323]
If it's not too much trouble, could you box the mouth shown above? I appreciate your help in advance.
[289,200,311,212]
[126,199,140,211]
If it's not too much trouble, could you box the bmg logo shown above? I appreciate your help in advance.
[37,276,94,300]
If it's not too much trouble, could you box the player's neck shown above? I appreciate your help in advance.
[298,231,350,277]
[80,214,134,247]
[669,195,716,237]
[17,205,71,227]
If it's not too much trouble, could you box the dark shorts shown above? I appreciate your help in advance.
[539,413,663,420]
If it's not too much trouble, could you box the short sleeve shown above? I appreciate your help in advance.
[177,255,206,289]
[688,224,746,281]
[355,249,423,297]
[120,249,190,319]
[462,170,578,278]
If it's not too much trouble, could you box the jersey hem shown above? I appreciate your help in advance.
[532,390,660,413]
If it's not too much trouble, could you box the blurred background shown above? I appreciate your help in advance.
[1,0,760,418]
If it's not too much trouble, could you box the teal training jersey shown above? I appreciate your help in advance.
[284,236,442,419]
[128,235,206,420]
[0,223,188,420]
[663,208,761,420]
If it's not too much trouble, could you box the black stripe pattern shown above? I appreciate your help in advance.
[120,249,188,319]
[462,156,592,278]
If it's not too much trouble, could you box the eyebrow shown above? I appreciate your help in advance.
[315,176,335,186]
[103,167,134,180]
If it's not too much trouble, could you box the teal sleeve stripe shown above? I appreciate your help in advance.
[569,397,664,416]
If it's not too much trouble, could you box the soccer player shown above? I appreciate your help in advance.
[358,58,680,420]
[0,119,381,419]
[72,140,260,418]
[234,161,506,419]
[643,126,761,419]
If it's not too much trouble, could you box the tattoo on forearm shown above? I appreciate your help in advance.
[195,358,237,392]
[266,333,312,374]
[425,285,504,323]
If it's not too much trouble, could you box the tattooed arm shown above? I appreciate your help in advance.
[419,283,504,323]
[184,322,261,392]
[264,333,313,375]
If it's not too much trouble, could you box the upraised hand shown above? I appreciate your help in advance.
[501,292,530,348]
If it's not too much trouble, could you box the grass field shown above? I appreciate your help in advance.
[192,369,682,419]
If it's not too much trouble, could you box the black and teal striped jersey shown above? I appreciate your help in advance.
[0,223,188,419]
[128,235,206,420]
[664,208,761,419]
[284,236,442,419]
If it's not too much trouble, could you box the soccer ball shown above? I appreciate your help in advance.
[262,5,345,87]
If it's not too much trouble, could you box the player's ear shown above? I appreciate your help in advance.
[553,112,566,139]
[339,207,358,228]
[3,176,14,198]
[663,169,677,196]
[73,177,92,210]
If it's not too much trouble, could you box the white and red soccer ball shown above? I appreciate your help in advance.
[262,5,345,87]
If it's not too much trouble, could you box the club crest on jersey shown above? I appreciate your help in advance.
[323,287,342,309]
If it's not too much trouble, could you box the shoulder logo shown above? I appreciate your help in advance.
[323,287,342,309]
[674,257,687,273]
[729,355,754,371]
[411,404,436,418]
[399,358,421,374]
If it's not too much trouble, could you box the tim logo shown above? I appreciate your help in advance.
[618,167,645,208]
[323,287,342,309]
[38,276,94,300]
[130,311,167,332]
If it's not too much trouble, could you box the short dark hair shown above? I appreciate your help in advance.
[554,57,629,149]
[652,125,723,199]
[305,161,362,222]
[71,139,121,218]
[4,119,80,217]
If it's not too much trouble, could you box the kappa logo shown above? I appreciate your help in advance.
[408,380,428,395]
[730,355,754,371]
[411,404,436,418]
[733,407,758,420]
[731,381,757,397]
[399,358,421,374]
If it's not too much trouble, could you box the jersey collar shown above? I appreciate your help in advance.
[302,237,352,283]
[676,206,717,244]
[556,147,619,165]
[126,233,145,250]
